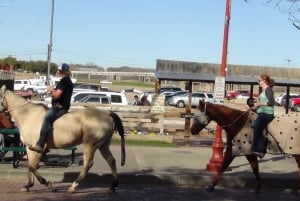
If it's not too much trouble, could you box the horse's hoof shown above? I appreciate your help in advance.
[110,180,118,192]
[67,186,75,194]
[21,187,29,192]
[291,189,298,195]
[253,190,260,194]
[206,184,214,192]
[47,181,52,189]
[52,188,58,193]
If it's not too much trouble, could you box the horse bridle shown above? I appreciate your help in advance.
[0,91,30,113]
[0,91,8,112]
[199,102,249,128]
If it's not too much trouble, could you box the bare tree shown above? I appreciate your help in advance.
[245,0,300,30]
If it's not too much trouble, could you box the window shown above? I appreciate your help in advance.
[86,97,100,103]
[111,95,122,103]
[102,97,110,104]
[75,94,88,102]
[207,93,214,98]
[193,93,205,98]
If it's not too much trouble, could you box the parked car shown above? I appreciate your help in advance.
[226,90,258,100]
[236,93,251,99]
[21,80,47,93]
[14,79,31,91]
[160,87,182,93]
[287,97,300,111]
[281,94,300,107]
[78,95,111,104]
[275,93,299,106]
[72,91,128,105]
[73,83,108,92]
[168,92,214,108]
[164,91,188,105]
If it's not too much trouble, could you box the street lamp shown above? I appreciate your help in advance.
[206,0,231,172]
[285,58,291,67]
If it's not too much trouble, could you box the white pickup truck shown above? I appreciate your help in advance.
[14,79,31,91]
[22,80,47,93]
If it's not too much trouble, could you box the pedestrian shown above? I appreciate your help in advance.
[140,94,151,106]
[250,74,275,159]
[29,63,74,153]
[133,95,140,105]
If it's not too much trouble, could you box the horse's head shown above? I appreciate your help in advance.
[0,85,8,112]
[190,99,210,135]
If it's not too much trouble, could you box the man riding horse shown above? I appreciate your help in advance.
[29,63,73,154]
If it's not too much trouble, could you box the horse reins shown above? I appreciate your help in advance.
[202,102,248,128]
[221,110,249,128]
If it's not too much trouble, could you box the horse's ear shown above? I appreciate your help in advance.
[199,99,205,104]
[198,99,205,109]
[0,85,6,96]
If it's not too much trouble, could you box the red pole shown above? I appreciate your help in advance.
[206,0,231,172]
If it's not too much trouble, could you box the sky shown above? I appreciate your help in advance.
[0,0,299,69]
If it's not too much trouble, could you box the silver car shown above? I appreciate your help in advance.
[168,92,214,108]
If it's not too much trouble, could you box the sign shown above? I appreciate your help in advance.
[151,94,165,113]
[214,76,225,103]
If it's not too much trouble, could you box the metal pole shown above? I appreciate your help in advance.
[206,0,231,172]
[46,0,54,84]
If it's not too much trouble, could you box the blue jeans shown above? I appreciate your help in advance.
[253,113,274,154]
[36,106,67,147]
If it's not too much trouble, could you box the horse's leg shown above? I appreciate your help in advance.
[291,155,300,194]
[21,151,52,192]
[207,145,235,192]
[21,168,34,192]
[99,145,118,191]
[68,146,95,193]
[245,154,261,194]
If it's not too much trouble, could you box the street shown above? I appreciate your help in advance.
[0,180,299,201]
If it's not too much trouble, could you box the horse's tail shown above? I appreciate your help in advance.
[110,111,126,166]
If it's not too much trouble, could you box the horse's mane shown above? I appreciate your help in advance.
[6,90,48,111]
[207,102,245,114]
[35,103,49,110]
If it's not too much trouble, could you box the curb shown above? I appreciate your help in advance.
[1,170,298,190]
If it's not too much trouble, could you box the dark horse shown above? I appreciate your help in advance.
[191,100,300,194]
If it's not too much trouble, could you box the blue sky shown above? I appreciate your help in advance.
[0,0,299,69]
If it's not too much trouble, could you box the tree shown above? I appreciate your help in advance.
[245,0,300,30]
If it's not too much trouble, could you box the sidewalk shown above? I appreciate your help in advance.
[0,136,298,190]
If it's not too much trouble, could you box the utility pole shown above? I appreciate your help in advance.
[46,0,54,84]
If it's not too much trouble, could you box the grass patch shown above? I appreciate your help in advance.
[112,138,178,147]
[112,81,154,88]
[77,79,154,88]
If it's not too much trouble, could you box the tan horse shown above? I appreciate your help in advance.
[0,86,126,193]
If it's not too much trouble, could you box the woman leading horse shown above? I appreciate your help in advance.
[0,85,126,193]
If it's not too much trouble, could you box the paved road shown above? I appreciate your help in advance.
[1,142,300,201]
[0,180,299,201]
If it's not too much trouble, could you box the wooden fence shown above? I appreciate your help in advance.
[71,103,166,134]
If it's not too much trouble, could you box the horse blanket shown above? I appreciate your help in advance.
[232,111,300,156]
